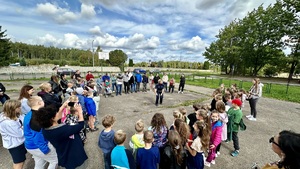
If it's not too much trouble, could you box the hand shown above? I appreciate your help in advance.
[210,144,215,149]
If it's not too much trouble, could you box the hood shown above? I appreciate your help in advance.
[259,83,264,87]
[37,91,47,96]
[100,130,115,141]
[0,113,8,123]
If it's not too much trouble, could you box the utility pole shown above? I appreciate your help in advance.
[92,40,95,67]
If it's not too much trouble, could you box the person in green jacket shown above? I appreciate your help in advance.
[227,99,243,157]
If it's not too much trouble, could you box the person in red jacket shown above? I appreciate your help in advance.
[85,71,94,81]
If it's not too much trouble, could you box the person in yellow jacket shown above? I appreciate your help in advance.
[129,119,145,158]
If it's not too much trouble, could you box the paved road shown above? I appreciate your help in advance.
[1,84,299,169]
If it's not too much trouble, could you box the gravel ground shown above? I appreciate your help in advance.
[0,80,299,169]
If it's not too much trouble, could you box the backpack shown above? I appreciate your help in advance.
[239,118,247,131]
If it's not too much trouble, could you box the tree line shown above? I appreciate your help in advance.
[203,0,299,80]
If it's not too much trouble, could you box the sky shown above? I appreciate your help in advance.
[0,0,277,63]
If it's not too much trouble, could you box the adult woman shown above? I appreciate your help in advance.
[262,130,300,169]
[49,75,62,102]
[0,100,27,169]
[18,84,34,119]
[178,74,185,94]
[154,80,165,106]
[36,102,88,169]
[60,74,68,94]
[246,78,264,121]
[37,82,61,109]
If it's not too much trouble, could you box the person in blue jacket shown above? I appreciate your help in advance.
[24,96,58,169]
[84,90,98,132]
[135,71,142,92]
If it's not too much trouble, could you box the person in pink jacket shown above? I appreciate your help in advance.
[205,110,223,167]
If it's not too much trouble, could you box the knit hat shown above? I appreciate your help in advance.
[232,99,242,107]
[75,87,84,95]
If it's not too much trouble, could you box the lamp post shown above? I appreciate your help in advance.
[92,40,95,67]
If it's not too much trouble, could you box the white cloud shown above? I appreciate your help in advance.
[171,36,206,52]
[89,26,103,36]
[81,3,96,18]
[36,3,78,24]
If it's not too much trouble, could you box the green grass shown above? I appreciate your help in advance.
[175,77,300,103]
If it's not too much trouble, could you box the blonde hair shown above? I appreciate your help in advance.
[114,130,126,145]
[68,95,79,114]
[102,115,116,128]
[143,130,154,143]
[214,94,223,101]
[69,95,78,102]
[28,96,43,107]
[3,100,21,120]
[178,107,187,115]
[135,119,144,132]
[173,110,183,119]
[39,82,51,92]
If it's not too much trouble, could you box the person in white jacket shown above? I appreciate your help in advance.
[246,78,264,121]
[0,100,27,169]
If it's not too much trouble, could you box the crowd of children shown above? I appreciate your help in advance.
[96,82,246,169]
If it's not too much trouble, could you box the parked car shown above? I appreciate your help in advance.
[133,68,146,74]
[56,67,76,76]
[150,69,160,74]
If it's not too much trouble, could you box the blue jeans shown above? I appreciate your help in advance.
[103,153,112,169]
[116,84,122,96]
[112,83,117,92]
[131,83,136,93]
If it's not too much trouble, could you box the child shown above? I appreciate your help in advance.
[205,110,222,167]
[129,119,145,155]
[168,77,175,93]
[64,96,87,143]
[0,100,27,169]
[161,130,186,169]
[170,110,183,130]
[148,113,168,149]
[187,103,201,134]
[224,92,232,106]
[179,107,190,124]
[136,130,160,169]
[185,120,210,169]
[111,130,136,169]
[98,115,116,169]
[227,99,243,157]
[64,82,74,101]
[215,101,228,156]
[84,90,98,132]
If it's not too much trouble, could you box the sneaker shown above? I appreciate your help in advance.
[178,91,180,94]
[246,115,253,118]
[249,117,257,121]
[204,161,211,167]
[217,151,220,155]
[215,154,218,158]
[90,127,99,132]
[231,150,239,157]
[211,160,216,165]
[181,91,183,94]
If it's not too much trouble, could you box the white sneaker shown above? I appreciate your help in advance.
[204,161,211,167]
[211,160,216,165]
[249,117,257,121]
[217,151,220,155]
[181,91,183,94]
[246,115,253,118]
[215,154,218,157]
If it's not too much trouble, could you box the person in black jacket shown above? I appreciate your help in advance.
[178,74,185,94]
[0,82,10,105]
[154,80,165,106]
[37,82,61,110]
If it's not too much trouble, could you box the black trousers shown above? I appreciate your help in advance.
[232,132,239,150]
[249,98,259,118]
[178,83,185,92]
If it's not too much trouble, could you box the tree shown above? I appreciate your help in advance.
[109,49,128,72]
[128,59,134,66]
[203,61,210,70]
[19,57,26,66]
[0,26,11,66]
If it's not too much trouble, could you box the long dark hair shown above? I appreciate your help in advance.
[278,130,300,169]
[150,113,167,133]
[18,85,34,100]
[168,130,183,165]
